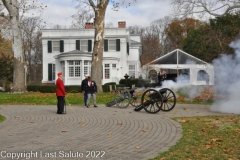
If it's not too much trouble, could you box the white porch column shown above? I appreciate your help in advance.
[81,60,84,81]
[64,60,68,85]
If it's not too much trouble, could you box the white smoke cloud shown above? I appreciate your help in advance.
[210,39,240,114]
[161,78,206,99]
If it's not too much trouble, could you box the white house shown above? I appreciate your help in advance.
[41,22,142,85]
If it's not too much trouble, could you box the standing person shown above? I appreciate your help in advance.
[158,72,162,87]
[86,76,98,108]
[124,73,129,87]
[56,72,66,114]
[81,75,89,107]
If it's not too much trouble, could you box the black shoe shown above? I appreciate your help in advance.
[86,105,89,108]
[94,105,98,107]
[57,112,62,114]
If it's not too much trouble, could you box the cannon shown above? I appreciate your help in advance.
[106,87,176,114]
[105,87,143,108]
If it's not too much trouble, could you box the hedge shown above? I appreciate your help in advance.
[27,79,158,93]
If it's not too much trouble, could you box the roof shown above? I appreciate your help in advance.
[147,49,209,65]
[130,39,141,45]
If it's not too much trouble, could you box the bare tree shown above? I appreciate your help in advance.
[74,0,136,92]
[1,0,45,92]
[21,17,42,84]
[171,0,240,18]
[71,9,94,29]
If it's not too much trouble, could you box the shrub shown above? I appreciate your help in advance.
[27,85,41,92]
[119,78,151,88]
[65,86,81,93]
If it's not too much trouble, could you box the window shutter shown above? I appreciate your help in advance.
[88,40,92,52]
[48,64,53,81]
[116,39,120,51]
[60,40,64,52]
[48,41,52,53]
[104,39,108,51]
[127,42,129,55]
[76,40,80,50]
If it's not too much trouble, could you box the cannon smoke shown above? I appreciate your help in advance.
[210,39,240,114]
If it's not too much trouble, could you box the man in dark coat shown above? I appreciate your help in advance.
[85,76,98,108]
[56,72,66,114]
[81,75,89,106]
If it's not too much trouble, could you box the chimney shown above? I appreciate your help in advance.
[118,21,126,28]
[85,22,94,29]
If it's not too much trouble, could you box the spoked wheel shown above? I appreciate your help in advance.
[114,88,130,108]
[130,89,144,107]
[159,88,176,112]
[141,89,163,114]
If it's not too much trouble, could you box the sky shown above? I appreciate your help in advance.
[37,0,173,28]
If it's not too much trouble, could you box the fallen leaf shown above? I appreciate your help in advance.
[117,122,123,125]
[15,116,20,118]
[211,138,223,142]
[174,112,176,114]
[108,133,112,136]
[141,130,147,132]
[8,134,13,136]
[183,107,186,110]
[206,144,211,149]
[82,124,85,127]
[181,119,187,123]
[30,121,34,123]
[62,130,67,132]
[136,146,140,149]
[202,128,206,132]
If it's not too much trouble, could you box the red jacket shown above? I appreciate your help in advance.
[56,78,66,96]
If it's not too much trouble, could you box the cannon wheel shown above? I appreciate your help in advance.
[141,89,163,114]
[159,88,176,112]
[130,89,144,107]
[114,88,130,108]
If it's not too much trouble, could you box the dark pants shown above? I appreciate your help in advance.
[84,92,88,106]
[57,96,64,113]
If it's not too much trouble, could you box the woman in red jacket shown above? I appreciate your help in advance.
[56,72,66,114]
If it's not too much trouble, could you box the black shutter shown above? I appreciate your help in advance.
[88,40,92,52]
[48,64,53,81]
[104,39,108,51]
[60,40,64,52]
[76,40,80,50]
[48,41,52,53]
[116,39,120,51]
[127,42,129,55]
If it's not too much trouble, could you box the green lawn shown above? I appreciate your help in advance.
[0,114,6,123]
[150,115,240,160]
[0,92,115,105]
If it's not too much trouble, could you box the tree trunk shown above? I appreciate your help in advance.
[91,0,109,93]
[2,0,26,92]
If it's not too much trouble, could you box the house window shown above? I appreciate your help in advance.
[109,39,116,51]
[68,61,81,77]
[52,41,60,52]
[84,60,91,76]
[48,63,55,81]
[81,40,88,51]
[105,64,110,79]
[52,64,55,80]
[112,64,116,69]
[129,65,136,78]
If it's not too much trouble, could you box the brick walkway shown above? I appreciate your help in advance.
[0,104,227,160]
